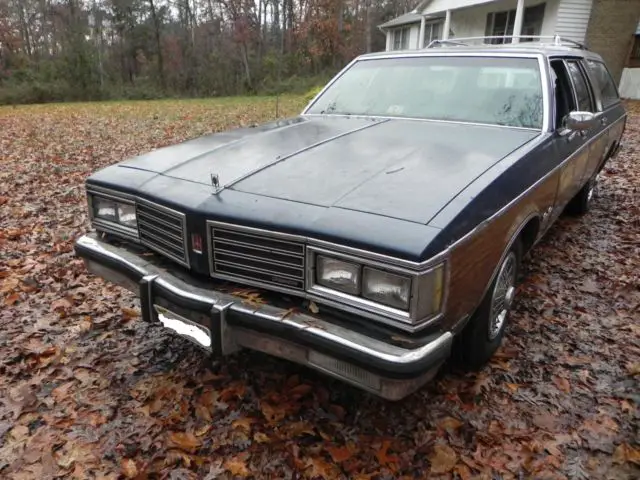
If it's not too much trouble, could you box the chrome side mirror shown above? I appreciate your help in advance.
[563,111,597,131]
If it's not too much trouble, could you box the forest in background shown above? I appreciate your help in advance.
[0,0,414,104]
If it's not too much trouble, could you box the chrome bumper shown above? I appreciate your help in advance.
[74,233,452,400]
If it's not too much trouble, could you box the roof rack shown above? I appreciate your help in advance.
[427,35,588,50]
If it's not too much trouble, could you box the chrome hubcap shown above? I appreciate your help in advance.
[488,251,517,340]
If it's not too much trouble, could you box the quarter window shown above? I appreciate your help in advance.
[566,61,593,112]
[586,60,619,109]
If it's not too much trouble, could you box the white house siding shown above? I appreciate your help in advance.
[450,0,560,39]
[554,0,593,42]
[619,69,640,99]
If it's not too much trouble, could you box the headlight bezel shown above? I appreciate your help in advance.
[87,188,139,239]
[308,246,447,328]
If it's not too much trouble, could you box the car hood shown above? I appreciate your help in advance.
[119,116,539,225]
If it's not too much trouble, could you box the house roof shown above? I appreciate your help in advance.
[378,12,423,29]
[378,0,435,29]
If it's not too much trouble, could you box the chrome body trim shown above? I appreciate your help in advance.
[75,233,453,400]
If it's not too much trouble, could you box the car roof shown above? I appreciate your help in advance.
[358,44,604,62]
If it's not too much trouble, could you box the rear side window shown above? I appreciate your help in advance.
[566,61,593,111]
[586,60,619,109]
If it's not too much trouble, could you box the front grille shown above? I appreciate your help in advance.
[210,225,305,291]
[137,200,189,267]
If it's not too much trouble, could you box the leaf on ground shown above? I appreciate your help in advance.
[552,375,571,393]
[613,443,640,465]
[326,444,355,463]
[121,459,138,479]
[437,416,463,431]
[429,444,458,474]
[121,307,140,320]
[375,440,399,469]
[223,454,251,477]
[167,431,201,453]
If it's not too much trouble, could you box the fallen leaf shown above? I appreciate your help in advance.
[253,432,270,443]
[438,416,463,431]
[5,292,20,305]
[429,444,458,474]
[326,444,354,463]
[121,459,138,479]
[375,440,399,469]
[613,443,640,465]
[224,454,251,477]
[168,431,201,453]
[121,307,139,320]
[552,376,571,393]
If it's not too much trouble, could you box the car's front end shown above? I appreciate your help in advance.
[76,183,453,400]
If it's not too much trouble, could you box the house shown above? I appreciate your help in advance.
[378,0,640,99]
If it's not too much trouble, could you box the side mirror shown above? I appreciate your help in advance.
[563,111,597,131]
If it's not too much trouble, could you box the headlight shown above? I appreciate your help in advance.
[363,267,412,310]
[93,197,117,222]
[92,195,137,230]
[316,256,360,295]
[117,203,137,228]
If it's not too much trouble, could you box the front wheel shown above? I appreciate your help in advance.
[454,239,522,370]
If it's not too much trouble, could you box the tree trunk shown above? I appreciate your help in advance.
[147,0,166,92]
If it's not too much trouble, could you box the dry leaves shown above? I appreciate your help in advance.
[0,98,638,479]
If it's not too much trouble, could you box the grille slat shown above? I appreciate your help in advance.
[137,201,188,267]
[211,226,305,291]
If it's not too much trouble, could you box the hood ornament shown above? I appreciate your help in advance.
[210,173,221,194]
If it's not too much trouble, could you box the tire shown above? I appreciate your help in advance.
[566,173,599,216]
[454,238,522,371]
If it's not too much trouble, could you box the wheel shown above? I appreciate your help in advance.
[566,172,599,215]
[454,239,522,370]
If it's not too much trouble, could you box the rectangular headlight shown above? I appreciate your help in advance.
[91,195,137,233]
[117,203,137,228]
[362,267,412,310]
[316,256,361,295]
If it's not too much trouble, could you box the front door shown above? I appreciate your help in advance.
[548,59,591,222]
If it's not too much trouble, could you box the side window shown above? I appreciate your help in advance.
[550,60,576,128]
[586,60,620,109]
[566,60,593,111]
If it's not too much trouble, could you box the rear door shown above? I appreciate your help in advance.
[583,59,626,178]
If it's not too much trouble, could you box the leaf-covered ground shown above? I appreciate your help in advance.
[0,98,638,479]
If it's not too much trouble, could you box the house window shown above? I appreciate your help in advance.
[485,3,546,44]
[393,27,410,50]
[423,21,444,47]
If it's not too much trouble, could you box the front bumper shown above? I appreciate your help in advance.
[74,233,453,400]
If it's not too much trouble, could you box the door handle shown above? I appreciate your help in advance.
[600,117,608,126]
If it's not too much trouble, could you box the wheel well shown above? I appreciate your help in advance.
[519,217,540,255]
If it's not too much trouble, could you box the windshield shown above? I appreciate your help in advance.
[307,56,544,129]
